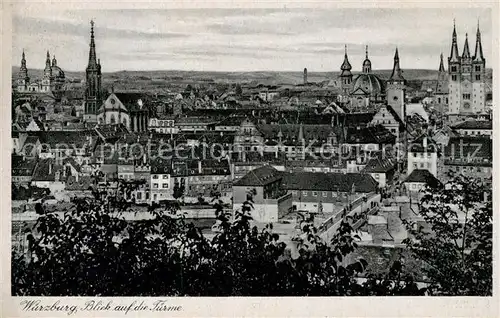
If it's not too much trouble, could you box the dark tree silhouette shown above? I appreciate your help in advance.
[402,174,492,295]
[12,175,491,296]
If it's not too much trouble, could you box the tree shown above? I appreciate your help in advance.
[12,175,427,296]
[402,174,492,295]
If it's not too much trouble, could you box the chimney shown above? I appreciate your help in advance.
[423,136,428,149]
[198,160,202,174]
[48,162,52,175]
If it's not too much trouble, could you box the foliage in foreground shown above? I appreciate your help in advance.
[403,175,492,296]
[11,175,491,296]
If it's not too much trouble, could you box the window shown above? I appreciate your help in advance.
[302,191,308,196]
[451,66,457,72]
[413,163,417,169]
[137,193,142,200]
[475,75,481,81]
[162,175,169,179]
[322,192,327,197]
[452,75,457,81]
[292,191,298,196]
[153,183,158,188]
[475,65,481,72]
[463,94,471,100]
[313,191,318,197]
[153,175,159,179]
[162,184,168,188]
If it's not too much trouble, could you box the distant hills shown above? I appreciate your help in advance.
[11,66,492,86]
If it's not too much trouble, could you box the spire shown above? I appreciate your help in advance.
[340,44,352,72]
[438,53,445,72]
[19,49,28,79]
[52,55,57,67]
[45,50,51,65]
[473,19,485,62]
[389,47,404,81]
[449,20,460,63]
[462,33,470,58]
[362,45,372,73]
[88,19,98,69]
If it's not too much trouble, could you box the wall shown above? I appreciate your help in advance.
[407,151,438,176]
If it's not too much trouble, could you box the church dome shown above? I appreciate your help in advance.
[51,65,65,79]
[353,73,384,96]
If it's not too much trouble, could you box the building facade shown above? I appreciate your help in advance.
[448,22,486,115]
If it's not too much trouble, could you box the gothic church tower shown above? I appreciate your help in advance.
[386,48,406,121]
[339,45,353,102]
[448,21,486,115]
[84,20,103,123]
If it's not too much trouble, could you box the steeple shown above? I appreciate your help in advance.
[340,44,352,73]
[473,19,485,62]
[362,45,372,73]
[438,53,445,72]
[52,55,57,67]
[43,50,52,77]
[87,20,98,69]
[19,50,28,79]
[449,19,460,63]
[389,48,404,81]
[45,50,51,67]
[84,19,103,122]
[462,33,470,58]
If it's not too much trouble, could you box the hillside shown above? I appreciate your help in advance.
[11,66,492,86]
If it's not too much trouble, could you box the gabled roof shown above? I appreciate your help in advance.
[452,120,492,130]
[345,125,396,145]
[362,155,396,173]
[404,169,441,187]
[282,172,378,193]
[234,165,282,187]
[408,134,438,153]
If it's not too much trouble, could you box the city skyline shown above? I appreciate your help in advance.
[12,7,492,73]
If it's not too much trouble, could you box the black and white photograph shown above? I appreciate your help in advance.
[5,1,496,310]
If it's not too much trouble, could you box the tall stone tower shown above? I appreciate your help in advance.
[447,21,486,115]
[17,50,30,91]
[437,53,448,91]
[41,51,53,92]
[84,20,102,123]
[386,48,406,121]
[303,68,308,84]
[448,21,461,114]
[339,45,353,102]
[472,21,486,113]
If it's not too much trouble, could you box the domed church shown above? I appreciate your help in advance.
[339,46,385,110]
[16,50,66,100]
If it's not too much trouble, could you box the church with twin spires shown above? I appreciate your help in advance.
[338,45,406,122]
[447,21,486,115]
[16,50,66,100]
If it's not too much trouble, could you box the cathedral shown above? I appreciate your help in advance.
[16,50,66,100]
[447,21,486,115]
[83,21,149,132]
[338,45,406,121]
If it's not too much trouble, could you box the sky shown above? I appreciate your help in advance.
[12,6,493,73]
